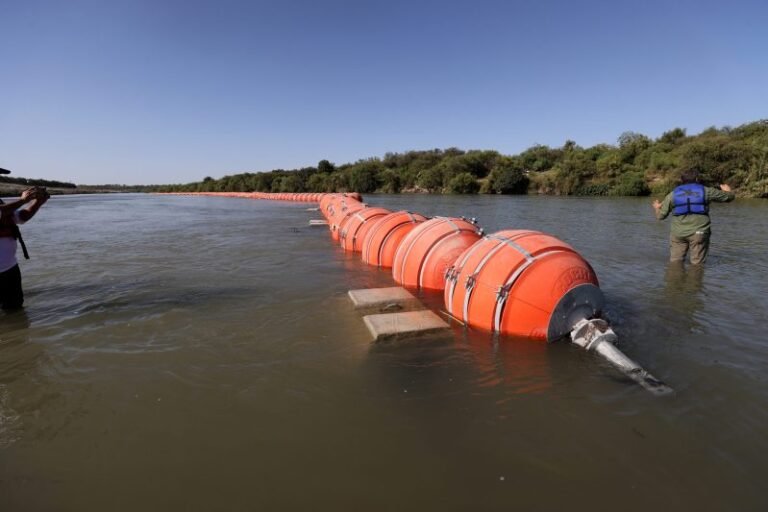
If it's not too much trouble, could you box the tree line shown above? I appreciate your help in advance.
[119,119,768,199]
[0,176,77,189]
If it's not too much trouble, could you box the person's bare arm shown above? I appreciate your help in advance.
[17,188,50,222]
[0,188,36,217]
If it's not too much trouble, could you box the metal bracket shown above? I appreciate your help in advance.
[570,318,674,396]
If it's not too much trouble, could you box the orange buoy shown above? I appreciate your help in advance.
[319,194,337,218]
[339,207,391,252]
[361,210,427,268]
[329,201,365,241]
[444,230,603,341]
[328,201,365,242]
[392,217,481,291]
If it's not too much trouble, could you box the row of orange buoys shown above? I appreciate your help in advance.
[166,191,604,342]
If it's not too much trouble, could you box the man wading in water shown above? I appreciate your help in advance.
[652,169,734,265]
[0,169,50,309]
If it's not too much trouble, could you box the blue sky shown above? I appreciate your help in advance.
[1,0,766,185]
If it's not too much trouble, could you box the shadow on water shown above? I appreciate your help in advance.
[663,260,704,307]
[362,323,556,406]
[602,261,703,340]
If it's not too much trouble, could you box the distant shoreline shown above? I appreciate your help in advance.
[0,183,139,197]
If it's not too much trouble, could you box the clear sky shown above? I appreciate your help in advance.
[1,0,766,185]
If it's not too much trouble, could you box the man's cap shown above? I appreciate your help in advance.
[0,168,10,175]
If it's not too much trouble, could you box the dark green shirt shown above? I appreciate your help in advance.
[657,186,735,238]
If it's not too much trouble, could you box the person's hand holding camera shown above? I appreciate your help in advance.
[20,187,38,202]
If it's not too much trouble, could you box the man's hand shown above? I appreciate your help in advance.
[719,183,732,192]
[20,187,37,201]
[652,199,662,210]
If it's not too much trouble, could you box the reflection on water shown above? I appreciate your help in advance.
[0,194,767,511]
[457,331,553,396]
[662,261,705,332]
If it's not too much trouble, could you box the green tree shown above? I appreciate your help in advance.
[434,158,471,188]
[658,127,687,145]
[347,162,381,193]
[327,172,349,192]
[448,172,480,194]
[610,171,650,196]
[519,144,560,172]
[554,151,595,195]
[318,160,335,173]
[618,131,652,164]
[416,166,444,192]
[307,173,329,192]
[490,157,528,194]
[680,138,755,184]
[279,173,303,192]
[595,152,623,177]
[379,169,401,193]
[456,150,499,178]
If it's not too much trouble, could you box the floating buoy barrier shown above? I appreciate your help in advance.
[159,191,672,395]
[392,217,482,291]
[361,210,427,268]
[444,230,601,341]
[340,207,391,252]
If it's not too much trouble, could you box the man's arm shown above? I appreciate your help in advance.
[17,188,50,222]
[653,193,672,220]
[707,184,735,203]
[0,188,36,217]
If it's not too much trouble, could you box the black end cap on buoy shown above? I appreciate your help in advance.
[547,284,605,342]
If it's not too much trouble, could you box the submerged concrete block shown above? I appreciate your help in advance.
[348,287,422,314]
[363,310,450,342]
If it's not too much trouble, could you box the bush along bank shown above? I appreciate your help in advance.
[150,120,768,198]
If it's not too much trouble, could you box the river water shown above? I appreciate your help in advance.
[1,193,766,511]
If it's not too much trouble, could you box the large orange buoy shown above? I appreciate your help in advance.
[339,207,391,252]
[319,194,338,218]
[328,199,365,241]
[392,217,481,291]
[444,230,603,341]
[361,210,427,268]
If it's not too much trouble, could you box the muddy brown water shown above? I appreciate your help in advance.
[1,193,766,511]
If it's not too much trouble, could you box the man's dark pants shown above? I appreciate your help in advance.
[0,264,24,310]
[670,231,710,265]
